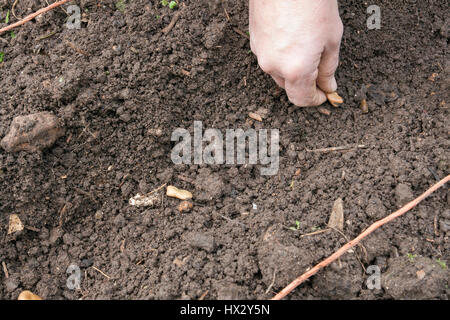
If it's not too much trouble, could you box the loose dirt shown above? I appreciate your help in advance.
[0,0,448,299]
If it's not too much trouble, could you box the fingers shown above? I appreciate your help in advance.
[316,44,341,94]
[271,74,285,89]
[284,71,327,107]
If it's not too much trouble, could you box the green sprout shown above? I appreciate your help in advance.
[169,1,177,9]
[289,220,301,231]
[5,10,10,24]
[436,259,447,270]
[116,0,126,12]
[406,253,417,262]
[10,31,16,39]
[161,0,169,6]
[0,52,4,63]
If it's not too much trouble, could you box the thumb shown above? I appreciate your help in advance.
[316,46,340,93]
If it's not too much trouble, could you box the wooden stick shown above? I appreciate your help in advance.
[0,0,71,35]
[162,3,185,34]
[272,175,450,300]
[306,144,367,153]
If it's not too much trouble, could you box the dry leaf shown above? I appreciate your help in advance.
[328,198,344,231]
[8,214,24,235]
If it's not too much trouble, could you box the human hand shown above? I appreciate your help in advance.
[249,0,343,107]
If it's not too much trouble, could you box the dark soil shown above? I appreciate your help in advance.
[0,0,449,300]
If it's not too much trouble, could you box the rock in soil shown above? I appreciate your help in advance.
[186,232,215,253]
[312,259,364,299]
[194,168,225,202]
[394,183,414,207]
[214,282,247,300]
[382,256,449,299]
[1,112,64,152]
[257,232,314,289]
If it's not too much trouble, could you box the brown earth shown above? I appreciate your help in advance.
[0,0,449,300]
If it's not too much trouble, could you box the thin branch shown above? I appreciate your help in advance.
[0,0,71,35]
[272,174,450,300]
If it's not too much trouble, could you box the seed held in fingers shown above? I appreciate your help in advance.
[167,186,193,200]
[18,290,42,300]
[326,92,344,107]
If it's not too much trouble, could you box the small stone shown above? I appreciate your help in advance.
[216,282,245,300]
[366,196,387,219]
[80,258,94,268]
[94,210,104,220]
[439,219,450,233]
[187,232,215,252]
[49,227,64,244]
[395,183,414,206]
[178,201,193,213]
[8,214,24,235]
[1,112,65,152]
[4,277,19,292]
[416,269,426,280]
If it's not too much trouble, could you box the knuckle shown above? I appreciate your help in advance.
[257,55,275,74]
[282,61,312,82]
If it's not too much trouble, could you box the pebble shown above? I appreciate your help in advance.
[1,112,65,152]
[4,278,19,292]
[187,232,215,252]
[394,183,414,206]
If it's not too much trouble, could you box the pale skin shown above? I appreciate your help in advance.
[249,0,343,107]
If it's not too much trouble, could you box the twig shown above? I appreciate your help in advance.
[36,30,57,41]
[162,3,185,34]
[198,290,209,300]
[66,41,89,56]
[145,183,167,196]
[265,268,277,294]
[24,226,40,232]
[58,203,69,227]
[232,27,249,40]
[0,0,71,35]
[92,266,111,279]
[12,0,20,20]
[272,174,450,300]
[299,228,329,238]
[74,187,98,203]
[306,144,367,153]
[2,261,9,278]
[215,213,249,229]
[329,226,366,272]
[434,215,439,237]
